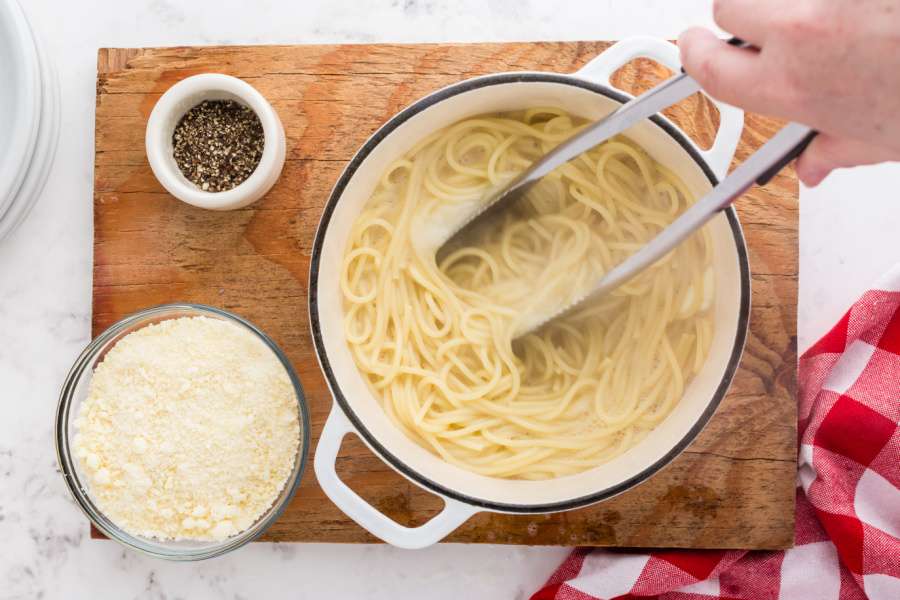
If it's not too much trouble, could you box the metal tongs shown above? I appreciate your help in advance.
[436,38,816,338]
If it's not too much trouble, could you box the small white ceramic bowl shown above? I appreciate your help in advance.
[145,74,286,211]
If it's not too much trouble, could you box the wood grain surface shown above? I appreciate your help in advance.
[93,42,798,549]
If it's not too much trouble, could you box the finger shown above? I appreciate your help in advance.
[795,134,898,187]
[711,0,773,46]
[678,27,773,113]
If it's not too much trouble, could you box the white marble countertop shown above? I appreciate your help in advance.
[1,1,897,598]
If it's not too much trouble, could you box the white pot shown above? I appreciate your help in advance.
[309,37,750,549]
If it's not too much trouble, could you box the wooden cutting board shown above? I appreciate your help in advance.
[93,41,798,549]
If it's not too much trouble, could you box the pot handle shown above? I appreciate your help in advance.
[575,36,743,181]
[313,406,479,549]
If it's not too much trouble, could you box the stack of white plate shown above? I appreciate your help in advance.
[0,0,59,243]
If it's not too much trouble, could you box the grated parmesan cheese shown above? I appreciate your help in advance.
[73,316,301,542]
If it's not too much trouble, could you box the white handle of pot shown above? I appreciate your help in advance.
[314,406,478,549]
[575,36,744,181]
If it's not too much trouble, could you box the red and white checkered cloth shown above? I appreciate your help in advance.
[532,266,900,600]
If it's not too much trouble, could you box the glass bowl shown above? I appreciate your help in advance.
[55,303,311,560]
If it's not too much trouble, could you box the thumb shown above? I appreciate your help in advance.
[796,134,897,187]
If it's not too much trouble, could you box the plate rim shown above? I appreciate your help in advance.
[0,0,59,243]
[0,0,42,214]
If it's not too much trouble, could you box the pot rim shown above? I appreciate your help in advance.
[308,71,751,513]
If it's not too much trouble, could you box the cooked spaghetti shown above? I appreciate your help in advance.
[340,108,714,480]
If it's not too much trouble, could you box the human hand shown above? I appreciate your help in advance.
[678,0,900,186]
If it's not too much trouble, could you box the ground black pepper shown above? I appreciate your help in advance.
[172,100,264,193]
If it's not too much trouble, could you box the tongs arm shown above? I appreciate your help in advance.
[516,122,816,337]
